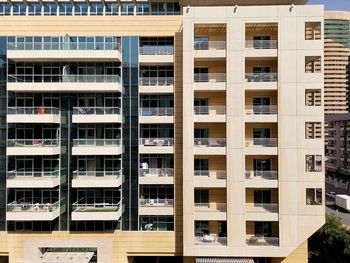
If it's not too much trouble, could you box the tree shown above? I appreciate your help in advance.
[309,214,350,263]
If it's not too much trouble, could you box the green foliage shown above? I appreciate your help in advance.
[309,214,350,263]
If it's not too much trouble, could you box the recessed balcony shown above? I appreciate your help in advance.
[245,73,277,90]
[246,221,279,246]
[6,169,61,188]
[194,73,226,91]
[7,139,60,156]
[139,107,174,124]
[245,171,278,188]
[245,40,278,57]
[194,41,226,59]
[72,170,123,188]
[245,138,278,155]
[139,46,174,64]
[245,105,277,122]
[194,138,226,155]
[72,139,122,156]
[246,236,279,247]
[139,198,174,216]
[194,236,227,246]
[246,203,279,221]
[194,106,226,123]
[139,168,174,185]
[72,107,121,123]
[245,23,278,57]
[71,200,122,221]
[139,138,174,154]
[194,219,227,246]
[139,77,174,94]
[7,107,61,123]
[194,203,227,221]
[194,170,226,188]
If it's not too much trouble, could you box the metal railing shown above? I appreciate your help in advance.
[7,41,120,51]
[8,107,60,115]
[8,74,121,83]
[139,138,174,146]
[139,198,174,206]
[245,105,277,115]
[194,73,226,83]
[245,40,278,49]
[245,170,278,180]
[194,203,227,212]
[194,41,226,50]
[194,236,227,246]
[139,46,174,55]
[73,170,121,178]
[73,139,121,146]
[246,236,279,246]
[194,170,226,179]
[246,203,278,213]
[139,77,174,86]
[7,199,61,213]
[245,138,278,147]
[73,107,120,115]
[139,168,174,177]
[7,169,60,178]
[194,106,226,115]
[72,199,121,212]
[7,139,59,147]
[194,138,226,147]
[245,73,277,82]
[140,107,174,116]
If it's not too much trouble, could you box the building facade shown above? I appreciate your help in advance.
[0,1,324,263]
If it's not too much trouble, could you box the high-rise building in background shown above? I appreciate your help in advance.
[0,1,324,263]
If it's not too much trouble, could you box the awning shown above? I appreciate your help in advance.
[41,252,94,263]
[196,258,255,263]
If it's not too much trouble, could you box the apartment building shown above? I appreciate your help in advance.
[0,1,324,263]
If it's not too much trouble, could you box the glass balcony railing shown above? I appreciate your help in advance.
[246,236,279,246]
[194,203,227,212]
[245,105,277,115]
[73,139,121,146]
[245,170,278,180]
[194,236,227,246]
[7,199,61,213]
[245,40,278,49]
[73,170,122,178]
[245,73,277,82]
[194,106,226,115]
[245,138,278,147]
[73,107,120,115]
[72,199,121,213]
[139,198,174,206]
[7,41,120,51]
[246,203,278,213]
[194,138,226,147]
[8,107,60,115]
[139,46,174,55]
[8,74,121,83]
[194,41,226,50]
[7,169,60,178]
[194,73,226,83]
[139,138,174,146]
[139,168,174,177]
[140,107,173,116]
[7,139,59,147]
[194,170,226,179]
[139,77,174,86]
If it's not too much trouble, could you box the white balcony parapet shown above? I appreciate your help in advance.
[8,169,59,178]
[194,73,226,83]
[139,168,174,185]
[139,46,174,55]
[7,138,58,147]
[73,170,121,178]
[194,138,226,147]
[73,139,120,147]
[194,236,227,246]
[194,203,227,212]
[246,203,279,213]
[194,41,226,50]
[245,171,278,180]
[73,107,120,115]
[71,199,122,221]
[7,199,60,213]
[139,138,174,146]
[245,73,277,82]
[8,74,120,83]
[140,77,174,86]
[246,236,279,246]
[8,107,60,115]
[72,200,121,212]
[139,198,174,207]
[7,42,120,51]
[245,40,278,49]
[7,169,61,188]
[140,107,173,116]
[140,168,174,177]
[194,106,226,115]
[194,170,226,179]
[245,105,277,115]
[245,138,278,147]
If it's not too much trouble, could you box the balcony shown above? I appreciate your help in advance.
[72,107,121,123]
[7,139,60,156]
[194,236,227,246]
[245,171,278,188]
[7,41,121,62]
[6,199,63,221]
[194,41,226,59]
[194,203,227,220]
[139,168,174,185]
[194,170,226,188]
[194,138,226,155]
[6,169,61,188]
[7,74,121,92]
[139,46,174,64]
[139,77,174,93]
[71,200,122,221]
[194,73,226,91]
[139,198,174,215]
[245,138,278,155]
[194,106,226,123]
[245,105,277,122]
[139,107,174,124]
[7,107,60,123]
[245,73,277,90]
[246,203,279,221]
[139,138,174,154]
[245,40,278,57]
[72,139,122,156]
[72,170,123,188]
[246,236,279,247]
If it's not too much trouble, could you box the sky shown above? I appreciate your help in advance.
[307,0,350,11]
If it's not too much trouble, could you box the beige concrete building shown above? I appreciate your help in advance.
[0,1,324,263]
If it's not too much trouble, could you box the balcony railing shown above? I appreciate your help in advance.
[245,73,277,82]
[139,198,174,206]
[247,203,278,213]
[8,74,121,83]
[139,168,174,177]
[140,77,174,86]
[194,138,226,147]
[73,139,121,146]
[72,199,121,212]
[140,138,174,146]
[7,41,120,51]
[194,170,226,179]
[194,106,226,115]
[139,46,174,55]
[245,40,278,49]
[7,169,59,178]
[8,107,60,115]
[73,170,122,178]
[194,73,226,83]
[194,203,227,212]
[245,170,278,180]
[194,236,227,246]
[246,236,279,246]
[245,138,278,147]
[245,105,277,115]
[194,41,226,50]
[7,199,61,212]
[73,107,120,115]
[140,107,174,116]
[7,139,59,147]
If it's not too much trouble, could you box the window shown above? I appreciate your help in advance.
[195,221,209,236]
[167,2,181,15]
[255,222,272,236]
[151,2,165,15]
[105,3,119,15]
[74,3,88,16]
[43,3,57,16]
[305,89,321,106]
[0,3,11,15]
[28,3,42,16]
[194,159,209,176]
[306,188,322,205]
[305,22,321,40]
[59,3,73,16]
[90,3,104,16]
[137,2,150,15]
[194,189,209,206]
[13,3,27,16]
[305,56,321,73]
[306,155,322,172]
[305,122,322,139]
[121,3,134,15]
